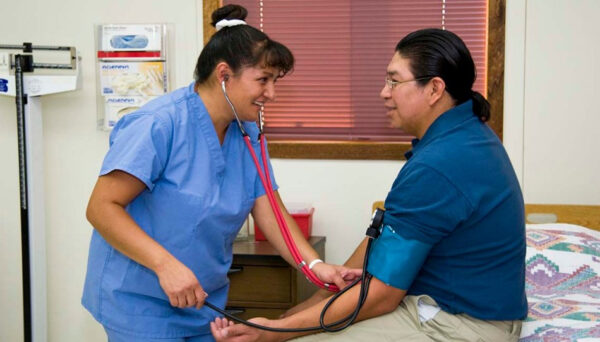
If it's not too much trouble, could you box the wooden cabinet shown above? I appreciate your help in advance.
[226,236,326,320]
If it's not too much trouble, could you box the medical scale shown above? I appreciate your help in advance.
[0,43,81,342]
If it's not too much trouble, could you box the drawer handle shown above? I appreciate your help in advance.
[225,307,245,315]
[227,266,244,275]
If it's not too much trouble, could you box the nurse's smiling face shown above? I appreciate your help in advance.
[225,65,279,122]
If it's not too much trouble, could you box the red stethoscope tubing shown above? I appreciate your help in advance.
[243,134,339,292]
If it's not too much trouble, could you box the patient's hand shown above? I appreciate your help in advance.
[210,317,282,342]
[311,262,363,290]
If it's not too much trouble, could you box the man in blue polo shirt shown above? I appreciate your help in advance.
[368,95,527,322]
[210,28,527,342]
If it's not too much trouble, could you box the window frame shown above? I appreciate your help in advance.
[203,0,505,160]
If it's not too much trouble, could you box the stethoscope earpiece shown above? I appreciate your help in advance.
[221,78,248,136]
[221,77,265,136]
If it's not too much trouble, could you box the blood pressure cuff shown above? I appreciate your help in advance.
[366,225,432,290]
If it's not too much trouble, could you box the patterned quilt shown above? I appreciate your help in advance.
[520,223,600,341]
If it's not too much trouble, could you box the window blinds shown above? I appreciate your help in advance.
[222,0,487,141]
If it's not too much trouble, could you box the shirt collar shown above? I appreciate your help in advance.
[404,100,474,160]
[186,82,203,117]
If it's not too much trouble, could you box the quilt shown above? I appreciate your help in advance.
[521,223,600,341]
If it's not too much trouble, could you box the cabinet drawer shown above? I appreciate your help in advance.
[228,265,291,303]
[225,306,287,320]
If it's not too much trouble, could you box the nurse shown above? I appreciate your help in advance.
[82,4,359,342]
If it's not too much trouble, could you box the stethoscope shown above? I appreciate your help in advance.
[201,78,384,333]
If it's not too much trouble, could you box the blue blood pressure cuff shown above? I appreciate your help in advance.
[366,225,432,290]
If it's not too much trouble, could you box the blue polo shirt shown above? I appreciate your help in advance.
[82,82,277,339]
[367,100,528,320]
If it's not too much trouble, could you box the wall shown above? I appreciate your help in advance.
[1,0,599,341]
[504,0,600,205]
[270,158,402,259]
[521,0,600,203]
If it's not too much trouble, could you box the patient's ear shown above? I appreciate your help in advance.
[428,77,446,105]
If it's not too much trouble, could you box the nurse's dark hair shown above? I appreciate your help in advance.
[194,4,294,84]
[396,28,490,122]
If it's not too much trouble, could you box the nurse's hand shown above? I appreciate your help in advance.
[155,256,207,309]
[211,317,281,342]
[311,263,363,290]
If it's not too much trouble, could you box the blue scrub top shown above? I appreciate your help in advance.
[82,82,277,339]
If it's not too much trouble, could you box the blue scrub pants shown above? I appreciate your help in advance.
[105,327,214,342]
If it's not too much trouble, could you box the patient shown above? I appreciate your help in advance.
[211,28,528,342]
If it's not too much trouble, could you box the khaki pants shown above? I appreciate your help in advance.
[292,295,522,342]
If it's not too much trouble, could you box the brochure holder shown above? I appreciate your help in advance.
[95,24,171,130]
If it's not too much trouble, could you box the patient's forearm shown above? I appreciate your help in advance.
[280,277,405,340]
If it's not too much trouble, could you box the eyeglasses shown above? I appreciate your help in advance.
[384,76,435,90]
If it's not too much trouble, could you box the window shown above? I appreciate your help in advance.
[204,0,505,159]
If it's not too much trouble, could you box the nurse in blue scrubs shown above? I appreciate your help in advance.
[81,5,359,341]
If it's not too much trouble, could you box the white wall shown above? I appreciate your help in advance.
[0,84,22,340]
[1,0,599,341]
[271,159,402,260]
[504,0,600,204]
[521,0,600,203]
